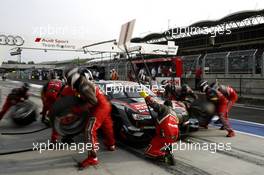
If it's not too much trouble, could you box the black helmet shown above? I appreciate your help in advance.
[199,80,209,93]
[164,100,173,107]
[181,84,188,93]
[22,82,30,91]
[165,83,174,93]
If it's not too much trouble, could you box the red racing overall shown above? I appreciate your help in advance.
[0,88,29,121]
[41,79,63,120]
[207,88,235,137]
[64,67,116,168]
[143,95,179,157]
[50,84,115,159]
[218,85,238,113]
[82,86,115,164]
[70,76,115,168]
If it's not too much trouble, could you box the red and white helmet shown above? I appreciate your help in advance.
[199,80,209,93]
[64,67,93,88]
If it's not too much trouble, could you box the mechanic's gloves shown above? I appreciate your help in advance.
[139,91,149,98]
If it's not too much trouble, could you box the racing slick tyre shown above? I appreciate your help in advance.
[9,100,38,126]
[49,96,90,137]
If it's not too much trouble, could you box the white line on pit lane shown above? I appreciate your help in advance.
[230,118,264,127]
[234,104,264,111]
[229,118,264,138]
[234,130,264,139]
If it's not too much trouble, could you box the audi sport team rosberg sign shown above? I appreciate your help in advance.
[34,37,76,50]
[0,34,88,66]
[0,33,82,50]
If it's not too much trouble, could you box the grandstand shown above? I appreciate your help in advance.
[132,9,264,56]
[129,9,264,95]
[86,9,264,95]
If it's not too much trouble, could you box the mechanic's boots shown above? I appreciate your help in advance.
[219,126,225,130]
[226,130,235,137]
[78,156,99,170]
[106,145,116,151]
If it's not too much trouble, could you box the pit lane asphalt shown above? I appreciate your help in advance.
[230,105,264,124]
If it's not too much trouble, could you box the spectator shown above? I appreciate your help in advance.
[151,67,156,78]
[110,69,119,80]
[168,67,172,76]
[195,66,202,90]
[139,67,145,76]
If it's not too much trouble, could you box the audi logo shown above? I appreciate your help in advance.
[0,35,24,46]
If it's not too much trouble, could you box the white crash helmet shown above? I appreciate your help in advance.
[64,67,93,88]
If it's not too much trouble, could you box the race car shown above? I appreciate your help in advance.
[96,80,199,144]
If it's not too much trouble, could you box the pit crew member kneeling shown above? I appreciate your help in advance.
[139,91,179,158]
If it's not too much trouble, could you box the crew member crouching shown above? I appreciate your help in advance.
[139,91,179,158]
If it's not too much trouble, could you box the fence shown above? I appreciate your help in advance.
[181,49,263,76]
[184,76,264,97]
